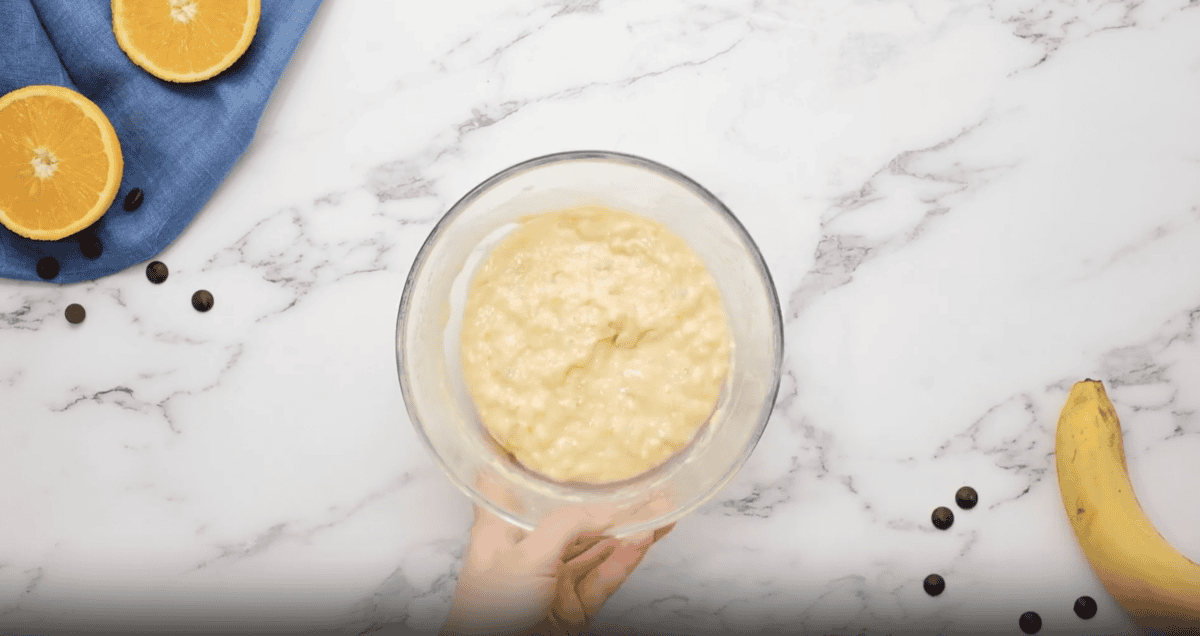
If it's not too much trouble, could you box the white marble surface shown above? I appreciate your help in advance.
[3,0,1200,634]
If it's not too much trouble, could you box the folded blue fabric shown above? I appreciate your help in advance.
[0,0,322,284]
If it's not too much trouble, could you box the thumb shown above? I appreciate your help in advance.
[518,507,613,572]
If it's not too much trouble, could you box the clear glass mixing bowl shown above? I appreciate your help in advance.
[396,151,783,537]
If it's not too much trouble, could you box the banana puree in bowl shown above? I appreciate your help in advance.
[397,151,782,536]
[461,206,732,485]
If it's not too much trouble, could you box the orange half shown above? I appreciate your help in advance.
[112,0,262,83]
[0,85,124,241]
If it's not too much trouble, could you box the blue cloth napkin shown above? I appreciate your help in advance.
[0,0,322,284]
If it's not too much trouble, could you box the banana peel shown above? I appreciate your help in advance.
[1055,380,1200,633]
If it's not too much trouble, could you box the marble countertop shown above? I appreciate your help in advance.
[4,1,1200,634]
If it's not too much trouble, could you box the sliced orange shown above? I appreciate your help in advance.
[112,0,262,83]
[0,85,124,241]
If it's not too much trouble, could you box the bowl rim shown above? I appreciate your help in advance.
[396,149,785,531]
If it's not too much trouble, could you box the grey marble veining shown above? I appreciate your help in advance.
[2,0,1200,634]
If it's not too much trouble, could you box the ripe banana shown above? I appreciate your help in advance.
[1055,379,1200,632]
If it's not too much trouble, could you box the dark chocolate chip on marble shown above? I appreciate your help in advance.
[931,506,954,530]
[1019,611,1041,634]
[955,486,978,510]
[65,303,86,324]
[80,231,103,259]
[37,256,60,280]
[1073,596,1097,619]
[192,289,214,312]
[923,574,945,597]
[146,261,168,284]
[124,188,144,211]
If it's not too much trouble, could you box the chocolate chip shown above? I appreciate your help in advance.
[37,256,60,280]
[1019,611,1041,634]
[146,261,168,284]
[192,289,214,312]
[80,232,103,259]
[1073,596,1097,619]
[931,506,954,530]
[955,486,978,510]
[65,303,85,324]
[124,188,144,211]
[923,574,944,596]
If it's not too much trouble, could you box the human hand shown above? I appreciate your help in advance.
[440,478,674,636]
[548,522,674,633]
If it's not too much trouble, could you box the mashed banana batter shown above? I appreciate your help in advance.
[460,206,731,484]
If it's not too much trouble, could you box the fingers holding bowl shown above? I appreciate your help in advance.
[469,469,527,546]
[574,521,676,618]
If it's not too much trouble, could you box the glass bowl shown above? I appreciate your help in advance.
[396,150,783,537]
